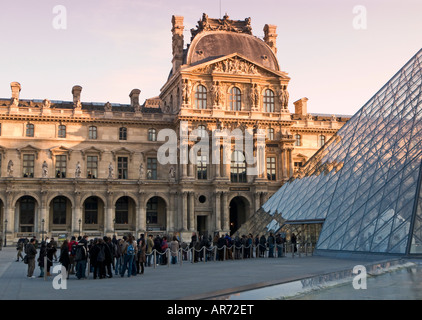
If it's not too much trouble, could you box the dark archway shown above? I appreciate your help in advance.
[229,196,249,235]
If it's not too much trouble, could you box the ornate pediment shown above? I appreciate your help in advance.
[49,146,72,159]
[17,145,41,159]
[81,146,104,160]
[186,54,289,79]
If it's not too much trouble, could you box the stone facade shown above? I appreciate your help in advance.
[0,14,350,243]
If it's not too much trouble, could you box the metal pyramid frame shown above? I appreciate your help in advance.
[261,48,422,255]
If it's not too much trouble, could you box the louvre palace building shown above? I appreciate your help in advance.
[0,14,350,244]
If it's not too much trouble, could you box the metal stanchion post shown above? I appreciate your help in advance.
[203,246,206,263]
[167,248,170,267]
[44,255,47,281]
[223,246,226,261]
[153,250,156,269]
[292,244,294,258]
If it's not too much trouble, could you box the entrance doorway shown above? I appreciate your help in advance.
[197,215,207,238]
[229,196,249,235]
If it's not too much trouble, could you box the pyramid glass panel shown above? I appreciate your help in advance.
[259,49,422,255]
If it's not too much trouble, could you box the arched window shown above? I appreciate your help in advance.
[231,151,247,183]
[195,85,207,109]
[295,134,302,146]
[268,128,275,140]
[89,126,97,139]
[115,197,129,224]
[229,87,241,111]
[58,125,66,138]
[197,125,207,139]
[148,128,157,141]
[52,197,67,225]
[119,127,127,140]
[318,135,326,147]
[263,89,275,112]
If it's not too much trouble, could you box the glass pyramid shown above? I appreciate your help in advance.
[262,49,422,255]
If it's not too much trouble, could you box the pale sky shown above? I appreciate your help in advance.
[0,0,421,116]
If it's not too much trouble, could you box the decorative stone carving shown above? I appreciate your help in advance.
[210,81,223,107]
[139,163,145,180]
[211,57,260,75]
[108,162,114,179]
[75,161,81,178]
[104,101,112,112]
[250,84,260,110]
[277,87,289,109]
[169,166,176,182]
[7,160,13,177]
[42,161,48,178]
[182,79,192,105]
[42,99,51,109]
[191,13,252,40]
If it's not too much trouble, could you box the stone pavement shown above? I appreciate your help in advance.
[0,246,407,300]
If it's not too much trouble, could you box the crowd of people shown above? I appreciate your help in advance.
[18,231,299,279]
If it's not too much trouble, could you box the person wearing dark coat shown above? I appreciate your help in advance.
[59,240,70,278]
[103,236,113,278]
[37,241,47,277]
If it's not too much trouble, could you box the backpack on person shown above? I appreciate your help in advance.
[127,243,135,255]
[71,242,77,256]
[75,245,86,261]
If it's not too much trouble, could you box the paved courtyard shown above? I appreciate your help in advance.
[0,246,407,300]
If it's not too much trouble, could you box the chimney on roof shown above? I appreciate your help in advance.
[129,89,141,107]
[72,85,82,104]
[171,15,184,75]
[263,24,277,55]
[10,82,21,100]
[294,98,309,116]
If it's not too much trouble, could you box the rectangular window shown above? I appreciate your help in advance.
[55,155,67,178]
[53,198,67,225]
[89,126,97,139]
[58,125,66,138]
[87,156,98,178]
[197,154,207,180]
[146,197,158,224]
[147,158,157,180]
[267,157,276,181]
[23,154,35,177]
[26,124,34,137]
[118,157,128,179]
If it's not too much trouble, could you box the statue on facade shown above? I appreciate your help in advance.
[139,163,145,180]
[169,166,176,181]
[10,97,19,108]
[75,161,81,178]
[182,79,192,105]
[250,84,260,110]
[42,99,51,109]
[104,101,112,112]
[108,162,114,179]
[277,87,289,109]
[7,160,13,177]
[42,161,48,178]
[210,81,223,107]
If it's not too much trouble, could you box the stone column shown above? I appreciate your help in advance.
[106,192,114,234]
[182,191,188,231]
[281,149,288,179]
[4,191,14,243]
[288,149,294,178]
[72,192,82,235]
[214,191,221,232]
[189,191,195,231]
[40,191,48,239]
[222,192,229,232]
[138,192,146,232]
